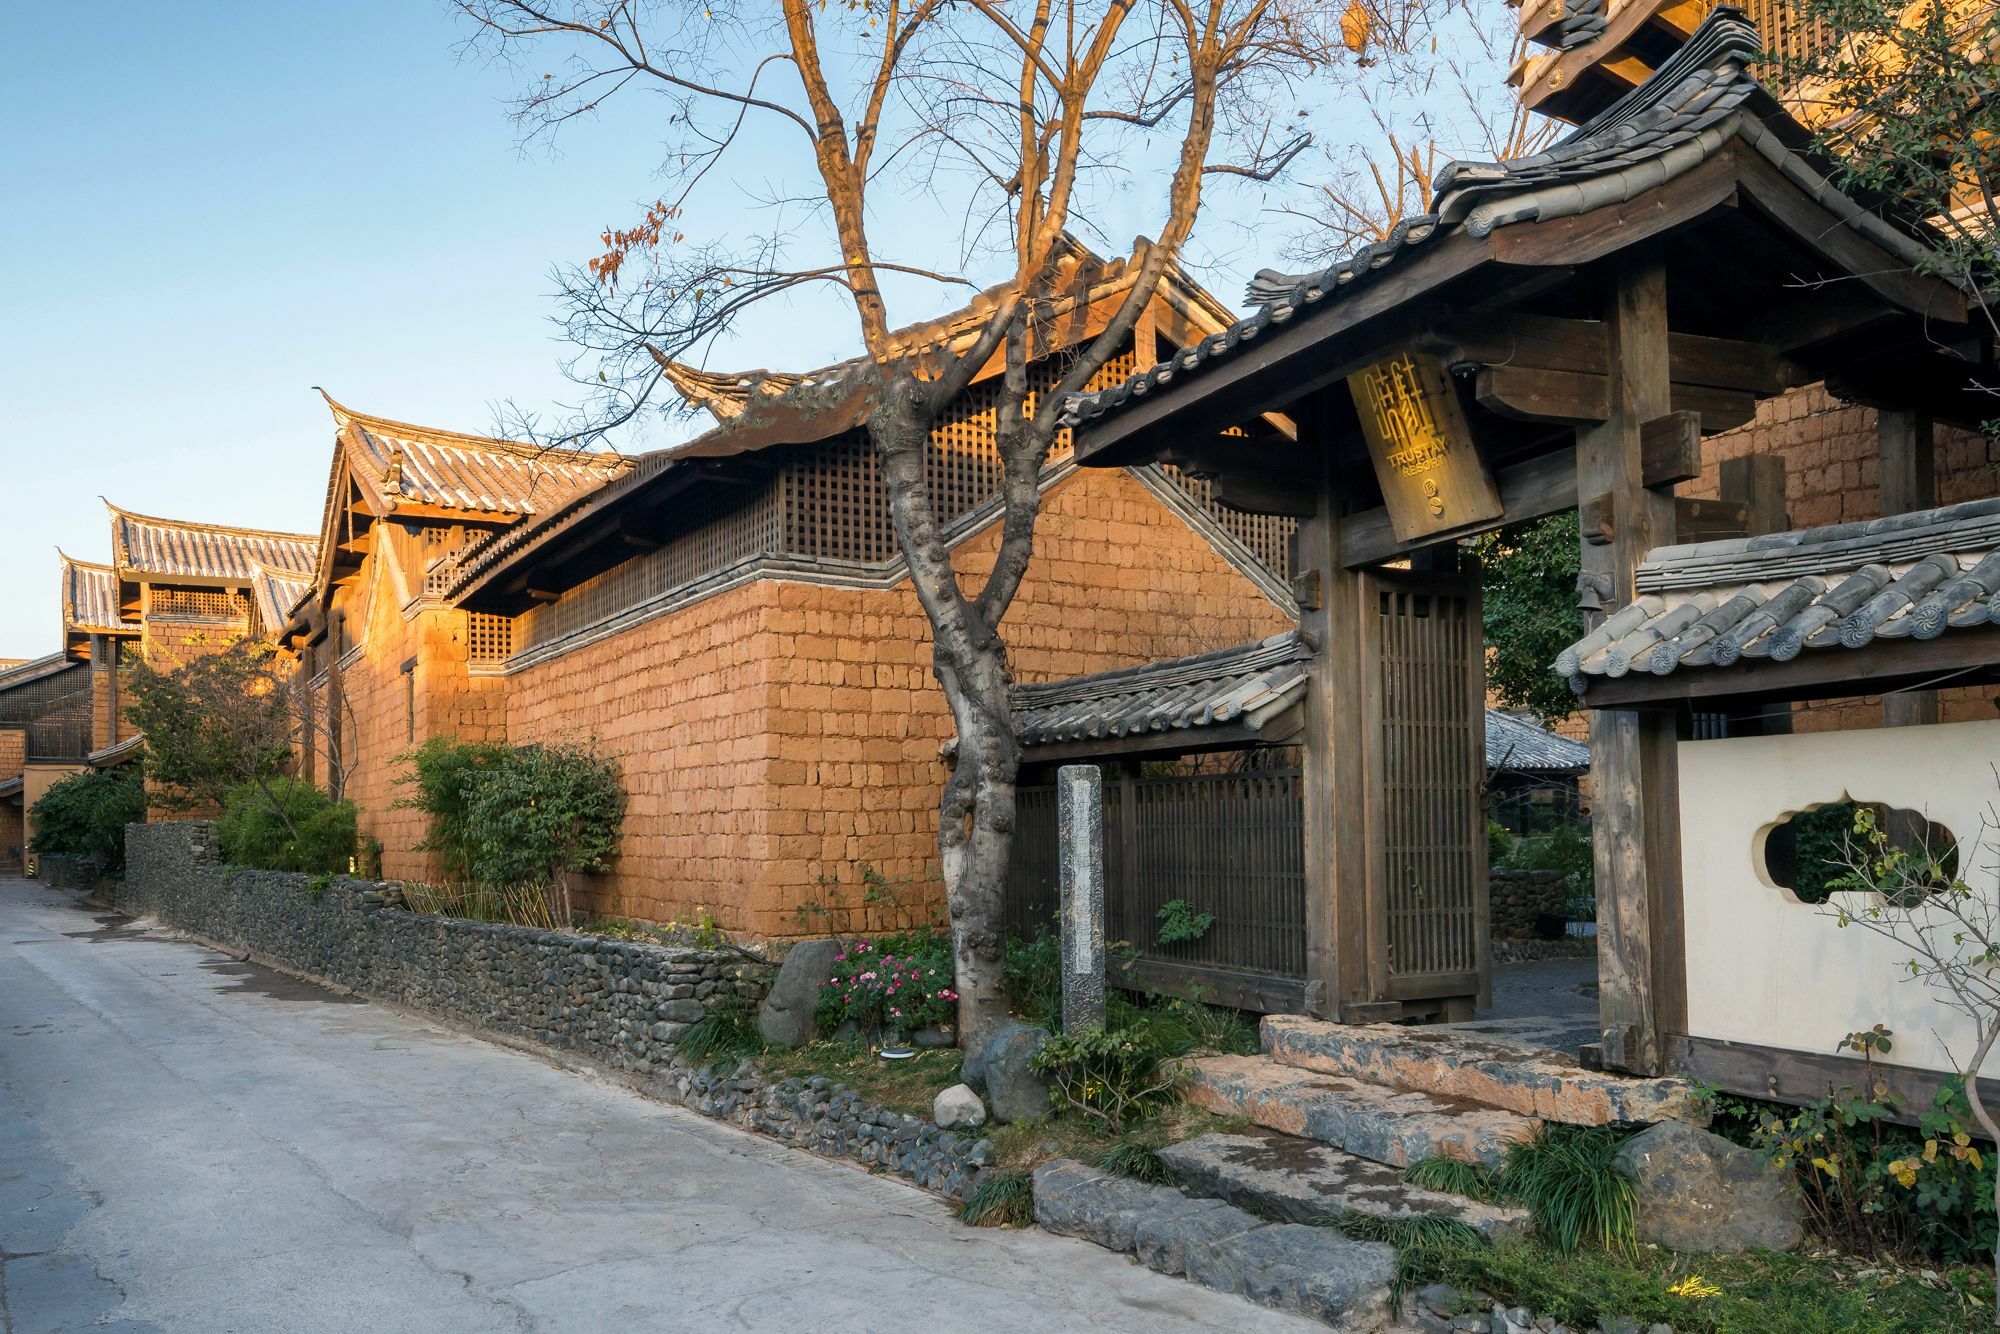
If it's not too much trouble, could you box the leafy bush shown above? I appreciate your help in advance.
[1031,1020,1185,1133]
[814,929,958,1034]
[1712,1035,1997,1265]
[395,736,624,913]
[461,740,624,889]
[1003,928,1063,1028]
[216,778,357,875]
[1155,898,1214,945]
[1475,512,1584,728]
[122,640,298,812]
[394,736,510,881]
[28,768,146,870]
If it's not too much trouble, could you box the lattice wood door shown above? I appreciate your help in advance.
[1360,567,1489,1009]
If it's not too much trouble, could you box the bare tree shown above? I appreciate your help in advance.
[1282,0,1551,259]
[450,0,1449,1043]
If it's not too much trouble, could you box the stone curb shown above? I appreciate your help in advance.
[1032,1160,1398,1329]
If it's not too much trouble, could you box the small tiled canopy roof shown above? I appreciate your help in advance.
[1004,631,1589,770]
[1061,8,1940,433]
[1557,496,2000,691]
[0,776,22,801]
[324,394,630,519]
[60,554,136,635]
[1011,633,1312,754]
[108,503,316,584]
[88,733,143,769]
[248,562,312,632]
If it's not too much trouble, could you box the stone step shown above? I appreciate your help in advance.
[1183,1055,1538,1168]
[1156,1129,1530,1240]
[1032,1159,1398,1329]
[1261,1015,1704,1127]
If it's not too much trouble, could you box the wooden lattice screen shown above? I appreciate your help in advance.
[465,613,514,666]
[1006,765,1308,1002]
[1158,467,1297,581]
[148,587,248,620]
[0,663,93,762]
[1366,568,1488,998]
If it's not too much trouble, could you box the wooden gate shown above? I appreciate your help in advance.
[1362,567,1490,1013]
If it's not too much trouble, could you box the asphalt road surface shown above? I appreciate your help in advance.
[0,876,1310,1333]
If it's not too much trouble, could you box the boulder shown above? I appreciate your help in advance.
[966,1021,1051,1124]
[1613,1121,1802,1254]
[933,1083,987,1129]
[757,938,842,1048]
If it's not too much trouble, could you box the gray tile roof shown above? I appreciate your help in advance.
[1011,633,1311,750]
[1556,495,2000,689]
[61,555,136,636]
[1008,630,1589,771]
[108,504,317,585]
[1486,709,1591,774]
[0,652,72,694]
[1061,8,1937,433]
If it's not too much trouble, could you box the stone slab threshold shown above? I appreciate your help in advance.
[1263,1015,1705,1127]
[1033,1159,1399,1330]
[1157,1128,1530,1240]
[1185,1055,1540,1168]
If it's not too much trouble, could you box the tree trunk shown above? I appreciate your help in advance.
[869,375,1022,1050]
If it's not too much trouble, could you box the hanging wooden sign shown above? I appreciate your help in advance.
[1347,351,1503,544]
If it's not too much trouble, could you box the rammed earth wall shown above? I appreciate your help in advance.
[109,820,996,1200]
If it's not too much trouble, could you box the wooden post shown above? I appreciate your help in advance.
[1576,260,1685,1076]
[1879,409,1938,728]
[1719,454,1791,737]
[1297,397,1373,1021]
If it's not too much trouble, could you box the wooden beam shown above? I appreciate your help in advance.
[1476,365,1756,430]
[1577,259,1684,1077]
[1673,497,1752,541]
[1432,315,1802,395]
[1719,453,1788,536]
[1880,409,1940,729]
[1209,474,1319,519]
[1667,1033,1950,1125]
[1340,445,1578,567]
[1641,411,1701,486]
[1491,150,1739,270]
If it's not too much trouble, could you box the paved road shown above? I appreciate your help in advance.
[0,878,1309,1333]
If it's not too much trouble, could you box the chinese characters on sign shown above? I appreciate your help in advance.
[1347,351,1503,543]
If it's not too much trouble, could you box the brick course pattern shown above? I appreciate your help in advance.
[503,466,1294,937]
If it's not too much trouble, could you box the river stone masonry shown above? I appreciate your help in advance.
[112,820,770,1075]
[109,820,1000,1200]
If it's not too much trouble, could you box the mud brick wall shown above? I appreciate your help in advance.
[504,466,1294,938]
[117,820,771,1076]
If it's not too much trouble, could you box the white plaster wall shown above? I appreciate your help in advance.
[1679,718,2000,1079]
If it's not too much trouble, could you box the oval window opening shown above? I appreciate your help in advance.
[1764,802,1959,905]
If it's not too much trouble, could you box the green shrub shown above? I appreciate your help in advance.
[1096,1139,1175,1184]
[393,736,511,881]
[215,779,357,875]
[677,1006,765,1064]
[814,928,957,1034]
[1031,1020,1184,1133]
[28,768,146,870]
[1155,898,1214,945]
[460,739,624,887]
[1496,817,1596,915]
[1003,928,1063,1028]
[955,1170,1034,1227]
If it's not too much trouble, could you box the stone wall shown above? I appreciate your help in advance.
[1489,868,1571,940]
[37,853,99,890]
[110,818,996,1201]
[116,820,771,1077]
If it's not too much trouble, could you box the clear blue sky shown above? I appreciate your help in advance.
[0,3,1490,660]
